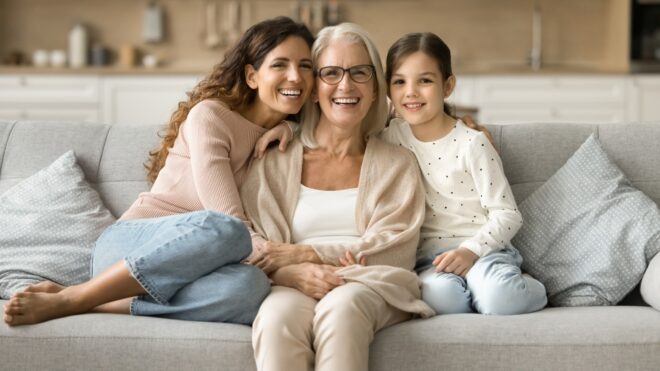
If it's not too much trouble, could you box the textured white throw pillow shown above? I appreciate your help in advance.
[513,135,660,307]
[0,151,115,298]
[641,253,660,311]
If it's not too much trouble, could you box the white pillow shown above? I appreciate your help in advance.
[0,151,115,298]
[641,253,660,310]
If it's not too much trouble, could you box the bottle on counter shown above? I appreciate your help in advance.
[68,21,88,68]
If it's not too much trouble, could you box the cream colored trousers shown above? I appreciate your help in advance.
[252,283,410,371]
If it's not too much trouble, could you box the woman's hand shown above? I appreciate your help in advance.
[338,251,367,267]
[461,115,495,148]
[253,121,293,159]
[433,247,479,277]
[247,241,321,274]
[271,263,345,300]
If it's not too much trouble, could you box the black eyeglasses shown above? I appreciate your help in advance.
[316,65,375,85]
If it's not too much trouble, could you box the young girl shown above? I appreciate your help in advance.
[381,32,547,315]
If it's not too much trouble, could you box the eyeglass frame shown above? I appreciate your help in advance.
[315,64,376,85]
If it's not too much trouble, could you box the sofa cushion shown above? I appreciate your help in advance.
[370,306,660,371]
[0,305,256,371]
[512,134,660,306]
[0,151,115,298]
[642,252,660,311]
[1,304,658,371]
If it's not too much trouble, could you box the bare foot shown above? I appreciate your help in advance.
[3,290,86,326]
[23,281,65,294]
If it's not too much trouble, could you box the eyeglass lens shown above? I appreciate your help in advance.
[318,65,374,84]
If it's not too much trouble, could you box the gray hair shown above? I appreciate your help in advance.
[299,23,389,148]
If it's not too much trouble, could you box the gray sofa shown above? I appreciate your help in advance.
[1,120,660,371]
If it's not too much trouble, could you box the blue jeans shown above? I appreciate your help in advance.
[92,210,270,324]
[416,246,547,315]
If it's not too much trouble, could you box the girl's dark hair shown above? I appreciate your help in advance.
[145,16,314,183]
[386,32,455,117]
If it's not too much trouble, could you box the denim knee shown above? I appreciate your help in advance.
[196,211,252,262]
[470,282,523,315]
[469,275,546,315]
[419,271,472,315]
[232,265,271,324]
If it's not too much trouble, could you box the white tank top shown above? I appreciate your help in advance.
[291,185,360,245]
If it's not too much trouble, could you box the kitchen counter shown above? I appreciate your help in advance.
[454,63,631,76]
[0,65,208,75]
[0,64,641,76]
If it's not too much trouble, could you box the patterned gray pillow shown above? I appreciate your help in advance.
[0,151,115,298]
[513,135,660,307]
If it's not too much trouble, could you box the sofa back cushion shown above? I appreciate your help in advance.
[0,121,159,218]
[1,120,659,217]
[489,123,660,207]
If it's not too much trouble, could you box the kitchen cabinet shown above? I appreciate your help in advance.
[0,107,99,122]
[0,74,202,125]
[627,76,660,123]
[0,75,100,123]
[101,76,201,126]
[0,73,657,126]
[456,76,628,125]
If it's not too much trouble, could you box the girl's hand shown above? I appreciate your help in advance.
[338,251,367,267]
[253,121,293,159]
[272,263,345,300]
[433,247,479,277]
[247,241,321,274]
[461,115,495,149]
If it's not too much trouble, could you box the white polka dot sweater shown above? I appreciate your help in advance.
[382,119,523,258]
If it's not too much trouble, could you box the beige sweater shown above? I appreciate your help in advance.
[121,99,268,246]
[241,136,435,317]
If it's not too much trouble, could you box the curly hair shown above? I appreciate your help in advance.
[145,16,314,183]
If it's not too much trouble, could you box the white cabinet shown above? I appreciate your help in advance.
[450,75,477,107]
[1,108,100,122]
[467,76,628,124]
[101,76,201,126]
[0,75,100,123]
[0,74,201,125]
[627,76,660,123]
[0,73,657,126]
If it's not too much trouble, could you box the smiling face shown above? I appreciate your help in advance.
[315,39,375,132]
[245,35,314,117]
[389,51,455,128]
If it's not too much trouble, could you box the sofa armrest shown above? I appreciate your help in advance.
[641,252,660,310]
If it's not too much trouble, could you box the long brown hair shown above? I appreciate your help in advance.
[145,16,314,183]
[385,32,455,117]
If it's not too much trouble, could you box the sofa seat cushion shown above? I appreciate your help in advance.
[0,303,256,371]
[2,304,659,371]
[370,306,660,371]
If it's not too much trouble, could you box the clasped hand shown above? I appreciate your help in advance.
[272,263,345,300]
[247,241,314,274]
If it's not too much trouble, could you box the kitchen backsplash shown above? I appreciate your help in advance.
[0,0,629,72]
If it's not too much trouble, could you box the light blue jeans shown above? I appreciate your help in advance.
[416,246,547,315]
[92,210,270,325]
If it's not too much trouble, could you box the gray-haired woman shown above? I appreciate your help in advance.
[241,23,435,371]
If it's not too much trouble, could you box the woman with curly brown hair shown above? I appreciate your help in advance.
[3,16,314,326]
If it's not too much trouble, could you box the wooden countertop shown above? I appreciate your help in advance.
[0,65,208,75]
[0,64,645,76]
